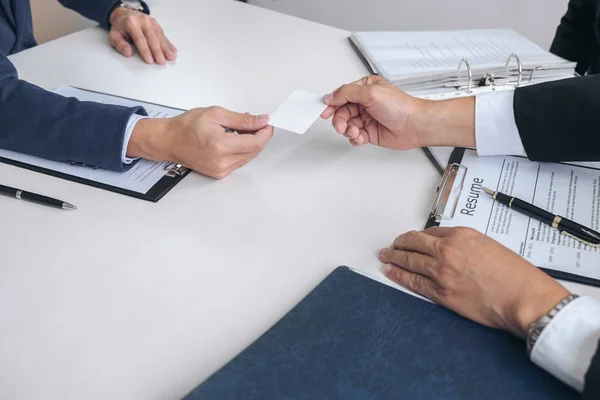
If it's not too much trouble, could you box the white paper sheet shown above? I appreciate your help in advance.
[354,29,567,79]
[0,86,184,194]
[269,90,327,134]
[440,150,600,279]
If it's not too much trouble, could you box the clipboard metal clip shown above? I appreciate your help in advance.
[164,163,188,178]
[429,163,467,223]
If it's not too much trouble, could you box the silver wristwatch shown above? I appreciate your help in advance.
[119,0,144,12]
[526,293,580,356]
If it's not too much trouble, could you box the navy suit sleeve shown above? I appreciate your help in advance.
[57,0,150,29]
[0,50,147,171]
[513,74,600,162]
[549,0,596,76]
[584,339,600,399]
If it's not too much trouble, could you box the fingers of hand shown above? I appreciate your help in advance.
[331,104,360,134]
[349,136,367,146]
[161,35,177,61]
[378,247,438,279]
[109,31,133,57]
[323,75,381,107]
[345,124,361,140]
[150,20,177,60]
[211,107,269,131]
[383,264,438,300]
[142,23,166,65]
[323,83,367,107]
[118,14,172,64]
[320,105,337,120]
[345,116,365,140]
[222,125,274,154]
[127,23,153,64]
[392,230,440,256]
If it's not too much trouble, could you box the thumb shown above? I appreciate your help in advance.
[323,83,372,108]
[216,110,270,131]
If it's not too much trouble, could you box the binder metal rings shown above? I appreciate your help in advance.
[505,53,523,87]
[457,58,473,94]
[528,66,543,84]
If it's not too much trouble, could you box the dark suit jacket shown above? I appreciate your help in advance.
[514,77,600,398]
[550,0,600,76]
[585,343,600,399]
[0,0,148,171]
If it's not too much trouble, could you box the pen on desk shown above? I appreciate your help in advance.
[482,187,600,247]
[0,184,76,210]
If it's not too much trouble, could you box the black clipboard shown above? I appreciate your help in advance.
[425,147,600,288]
[0,154,190,202]
[0,88,191,202]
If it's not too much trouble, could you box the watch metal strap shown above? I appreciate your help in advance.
[526,293,580,356]
[120,0,145,12]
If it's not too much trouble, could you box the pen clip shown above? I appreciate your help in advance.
[560,231,600,248]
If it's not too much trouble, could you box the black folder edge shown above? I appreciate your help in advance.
[426,147,600,288]
[0,87,191,202]
[348,36,377,76]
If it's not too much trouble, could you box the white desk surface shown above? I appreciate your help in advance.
[2,1,599,399]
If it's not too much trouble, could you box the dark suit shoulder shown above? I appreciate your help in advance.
[549,0,597,75]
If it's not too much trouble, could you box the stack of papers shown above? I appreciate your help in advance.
[350,29,576,93]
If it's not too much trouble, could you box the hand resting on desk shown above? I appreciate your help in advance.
[379,228,569,338]
[109,6,177,65]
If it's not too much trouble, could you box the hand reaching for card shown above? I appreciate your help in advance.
[320,75,476,150]
[320,76,428,149]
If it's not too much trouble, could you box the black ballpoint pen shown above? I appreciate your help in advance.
[482,187,600,247]
[0,184,76,210]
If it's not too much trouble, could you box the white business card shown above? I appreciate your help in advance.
[269,90,327,135]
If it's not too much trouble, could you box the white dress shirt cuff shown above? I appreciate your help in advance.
[531,296,600,392]
[122,114,149,164]
[475,90,527,157]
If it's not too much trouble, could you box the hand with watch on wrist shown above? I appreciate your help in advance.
[108,0,177,65]
[376,227,571,339]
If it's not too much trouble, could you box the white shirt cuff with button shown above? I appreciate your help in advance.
[475,89,527,157]
[531,296,600,392]
[121,114,149,164]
